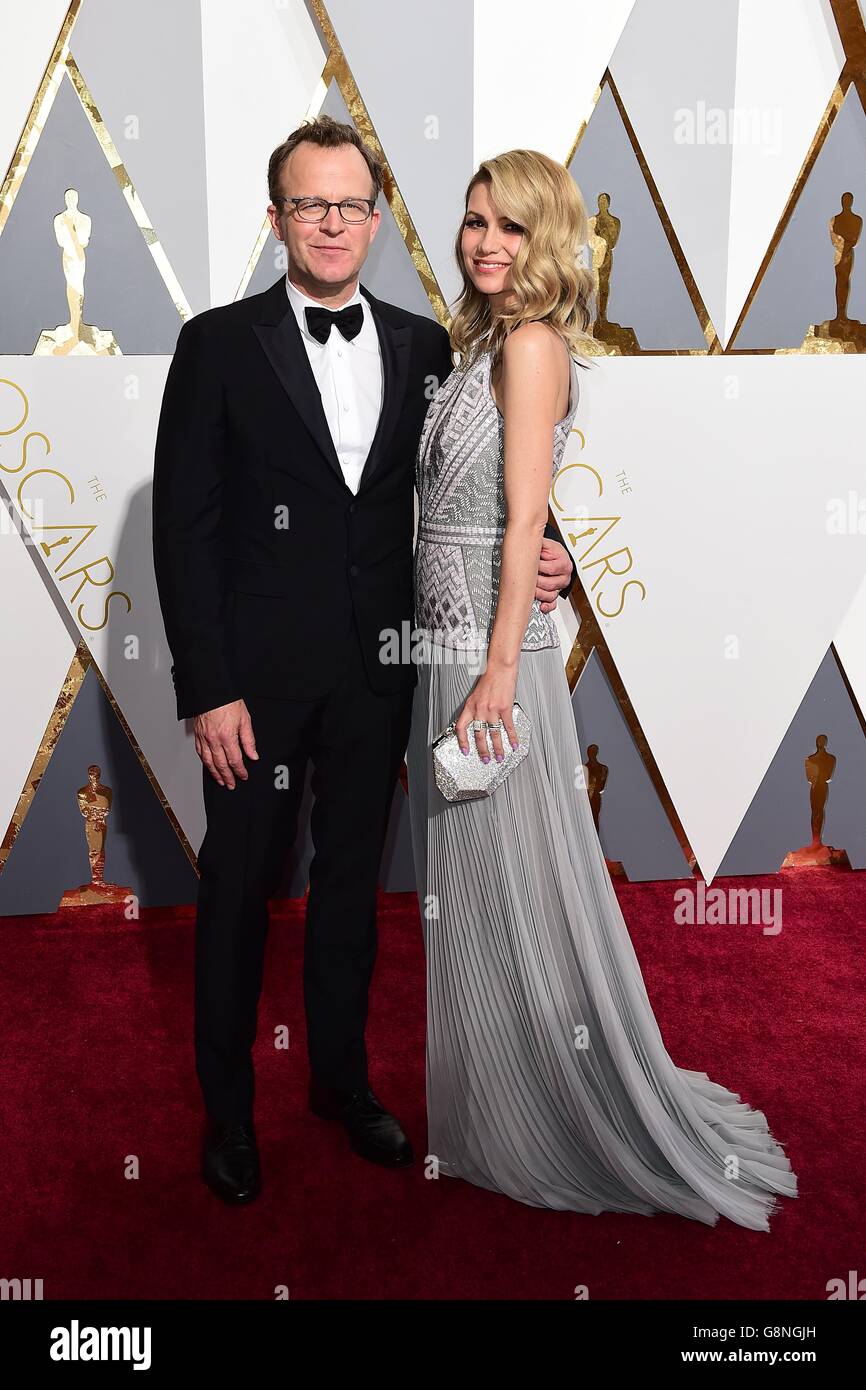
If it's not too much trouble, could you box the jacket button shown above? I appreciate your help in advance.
[348,503,357,514]
[349,564,359,576]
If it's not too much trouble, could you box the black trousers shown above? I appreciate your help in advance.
[194,613,414,1126]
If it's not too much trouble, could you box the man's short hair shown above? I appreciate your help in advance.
[268,114,385,205]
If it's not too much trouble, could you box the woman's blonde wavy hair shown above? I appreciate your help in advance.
[449,149,595,377]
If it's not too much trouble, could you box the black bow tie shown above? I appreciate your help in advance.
[304,302,364,344]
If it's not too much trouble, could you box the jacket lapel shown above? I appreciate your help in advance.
[356,283,411,493]
[252,275,412,494]
[252,276,344,489]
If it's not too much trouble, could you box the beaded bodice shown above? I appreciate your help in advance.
[413,345,580,649]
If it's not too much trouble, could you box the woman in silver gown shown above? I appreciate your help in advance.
[405,149,798,1230]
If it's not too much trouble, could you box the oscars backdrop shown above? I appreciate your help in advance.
[1,0,866,916]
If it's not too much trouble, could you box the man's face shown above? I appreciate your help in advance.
[266,141,381,302]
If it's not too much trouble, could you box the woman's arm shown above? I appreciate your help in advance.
[455,323,569,763]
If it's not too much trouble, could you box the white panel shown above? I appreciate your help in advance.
[473,0,636,164]
[552,594,580,665]
[0,358,206,851]
[551,353,866,881]
[0,1,70,186]
[835,573,866,724]
[200,0,327,305]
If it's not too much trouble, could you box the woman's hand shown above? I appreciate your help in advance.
[455,660,519,764]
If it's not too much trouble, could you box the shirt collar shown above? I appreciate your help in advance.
[285,272,365,344]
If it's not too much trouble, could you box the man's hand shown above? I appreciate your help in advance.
[193,698,259,789]
[535,537,573,612]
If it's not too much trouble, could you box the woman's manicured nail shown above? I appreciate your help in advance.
[495,753,504,763]
[461,747,469,755]
[481,755,490,764]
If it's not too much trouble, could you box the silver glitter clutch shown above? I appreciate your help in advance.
[431,701,532,802]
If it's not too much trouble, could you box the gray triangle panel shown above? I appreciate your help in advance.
[0,73,182,354]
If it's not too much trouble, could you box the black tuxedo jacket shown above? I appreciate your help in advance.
[152,274,576,721]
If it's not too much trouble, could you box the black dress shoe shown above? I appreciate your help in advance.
[202,1120,261,1204]
[309,1081,414,1168]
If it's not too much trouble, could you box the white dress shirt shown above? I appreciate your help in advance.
[285,272,384,494]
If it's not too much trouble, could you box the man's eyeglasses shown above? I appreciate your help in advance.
[274,196,376,224]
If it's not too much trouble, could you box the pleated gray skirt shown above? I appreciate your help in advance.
[405,640,798,1230]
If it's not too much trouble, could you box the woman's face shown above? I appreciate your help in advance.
[460,180,524,306]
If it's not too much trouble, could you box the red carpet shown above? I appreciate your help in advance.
[0,869,863,1300]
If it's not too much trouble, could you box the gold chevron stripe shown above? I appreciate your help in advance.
[64,52,192,321]
[0,641,88,874]
[0,1,81,238]
[312,0,450,327]
[86,654,199,874]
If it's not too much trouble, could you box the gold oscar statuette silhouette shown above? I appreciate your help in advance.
[799,193,866,353]
[34,189,120,356]
[59,764,133,908]
[581,742,625,878]
[587,193,639,355]
[781,735,850,871]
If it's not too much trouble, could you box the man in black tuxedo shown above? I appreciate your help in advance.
[152,115,576,1205]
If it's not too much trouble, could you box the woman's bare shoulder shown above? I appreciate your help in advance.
[501,322,570,408]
